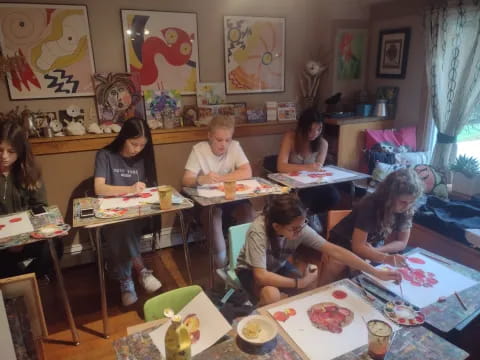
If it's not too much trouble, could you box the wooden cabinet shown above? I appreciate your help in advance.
[323,116,394,171]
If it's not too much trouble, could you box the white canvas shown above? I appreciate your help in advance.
[0,211,34,239]
[283,166,354,185]
[267,285,398,360]
[364,252,478,308]
[0,290,16,360]
[98,187,182,210]
[197,179,262,198]
[149,291,231,356]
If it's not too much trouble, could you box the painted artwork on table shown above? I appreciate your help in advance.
[335,29,367,81]
[144,89,182,122]
[93,72,143,125]
[196,82,226,105]
[0,3,96,100]
[224,16,285,94]
[197,179,273,198]
[0,212,34,243]
[98,187,182,210]
[268,285,398,360]
[121,10,199,95]
[283,166,354,185]
[149,291,231,357]
[364,252,478,308]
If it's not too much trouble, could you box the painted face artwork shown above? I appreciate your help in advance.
[121,136,147,158]
[208,127,233,156]
[0,141,18,173]
[107,85,133,112]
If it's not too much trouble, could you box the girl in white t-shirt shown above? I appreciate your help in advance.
[182,116,255,268]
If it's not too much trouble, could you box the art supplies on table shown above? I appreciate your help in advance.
[30,223,70,239]
[267,284,398,360]
[283,166,354,185]
[384,300,425,326]
[197,179,273,198]
[149,291,231,357]
[363,252,478,309]
[98,187,184,210]
[0,212,34,242]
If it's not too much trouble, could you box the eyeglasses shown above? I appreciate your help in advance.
[288,219,308,234]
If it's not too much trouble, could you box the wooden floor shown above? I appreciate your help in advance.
[39,228,480,360]
[40,242,210,360]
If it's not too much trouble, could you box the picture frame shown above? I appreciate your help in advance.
[0,273,48,339]
[0,3,96,100]
[376,28,411,79]
[224,16,285,94]
[121,10,199,95]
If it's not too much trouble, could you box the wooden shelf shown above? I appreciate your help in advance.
[29,121,295,155]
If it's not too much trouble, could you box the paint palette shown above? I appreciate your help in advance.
[94,209,127,219]
[384,300,425,326]
[31,223,71,239]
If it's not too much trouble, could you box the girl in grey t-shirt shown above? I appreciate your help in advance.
[235,194,401,305]
[94,118,161,306]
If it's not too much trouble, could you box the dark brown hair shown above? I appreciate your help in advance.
[0,119,42,190]
[264,194,307,255]
[294,107,324,155]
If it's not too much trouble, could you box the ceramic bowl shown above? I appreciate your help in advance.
[237,315,278,345]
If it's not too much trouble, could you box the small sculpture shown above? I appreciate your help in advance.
[87,123,103,134]
[300,60,327,108]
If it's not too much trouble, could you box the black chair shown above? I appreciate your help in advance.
[263,154,278,174]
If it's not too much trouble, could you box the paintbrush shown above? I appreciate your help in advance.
[356,278,376,302]
[454,291,468,311]
[136,171,141,216]
[394,256,405,300]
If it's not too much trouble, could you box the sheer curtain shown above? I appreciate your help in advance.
[425,0,480,170]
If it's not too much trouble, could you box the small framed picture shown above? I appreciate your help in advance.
[182,105,198,127]
[228,102,247,123]
[376,28,411,79]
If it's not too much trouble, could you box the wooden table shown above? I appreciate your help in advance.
[357,248,480,333]
[72,190,194,338]
[182,177,289,288]
[257,279,469,360]
[0,206,79,345]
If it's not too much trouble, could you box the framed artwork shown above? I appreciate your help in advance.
[376,28,411,78]
[196,82,226,106]
[121,10,199,95]
[182,105,198,127]
[0,273,47,339]
[334,29,367,81]
[93,72,144,125]
[0,3,96,100]
[224,16,285,94]
[229,102,247,123]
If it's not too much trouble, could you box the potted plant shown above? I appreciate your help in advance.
[450,155,480,196]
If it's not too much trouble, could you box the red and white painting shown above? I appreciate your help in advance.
[0,212,34,241]
[0,4,95,99]
[268,284,397,360]
[365,252,478,308]
[283,166,354,185]
[121,10,199,95]
[197,179,270,198]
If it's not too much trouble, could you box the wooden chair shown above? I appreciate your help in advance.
[326,210,352,240]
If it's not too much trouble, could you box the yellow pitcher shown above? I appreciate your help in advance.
[165,312,192,360]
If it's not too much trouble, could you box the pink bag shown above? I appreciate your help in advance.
[365,127,417,152]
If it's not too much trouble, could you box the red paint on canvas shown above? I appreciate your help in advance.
[408,257,426,264]
[9,217,22,223]
[332,290,347,299]
[399,267,439,288]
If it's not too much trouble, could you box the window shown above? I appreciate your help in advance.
[457,123,480,161]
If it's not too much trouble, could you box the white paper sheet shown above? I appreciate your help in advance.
[197,179,263,198]
[98,187,183,210]
[364,252,478,308]
[0,290,17,360]
[267,284,398,360]
[149,291,231,356]
[283,166,354,185]
[0,211,34,239]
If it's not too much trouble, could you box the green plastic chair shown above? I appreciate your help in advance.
[217,222,251,304]
[143,285,203,322]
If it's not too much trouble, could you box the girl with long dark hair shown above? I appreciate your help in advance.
[235,194,401,305]
[276,108,340,231]
[0,119,61,278]
[94,118,161,306]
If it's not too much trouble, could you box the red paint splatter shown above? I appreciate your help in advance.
[150,188,157,192]
[139,193,152,198]
[9,218,22,223]
[332,290,347,299]
[408,257,426,264]
[0,225,5,230]
[399,267,439,288]
[122,197,130,201]
[273,311,288,322]
[54,230,64,234]
[398,318,406,323]
[287,308,296,316]
[288,171,300,176]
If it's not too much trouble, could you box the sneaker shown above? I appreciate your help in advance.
[120,279,138,306]
[138,269,162,293]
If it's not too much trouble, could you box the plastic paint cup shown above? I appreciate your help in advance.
[158,185,173,210]
[223,180,236,200]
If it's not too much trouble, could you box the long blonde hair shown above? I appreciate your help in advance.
[367,168,423,237]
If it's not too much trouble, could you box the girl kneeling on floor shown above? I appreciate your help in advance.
[94,118,161,306]
[235,194,401,305]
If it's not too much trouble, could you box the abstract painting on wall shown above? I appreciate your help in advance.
[335,29,367,81]
[0,3,96,100]
[144,89,182,121]
[224,16,285,94]
[93,72,144,125]
[121,10,199,95]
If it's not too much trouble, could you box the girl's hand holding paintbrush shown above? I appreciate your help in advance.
[131,181,146,194]
[383,254,407,268]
